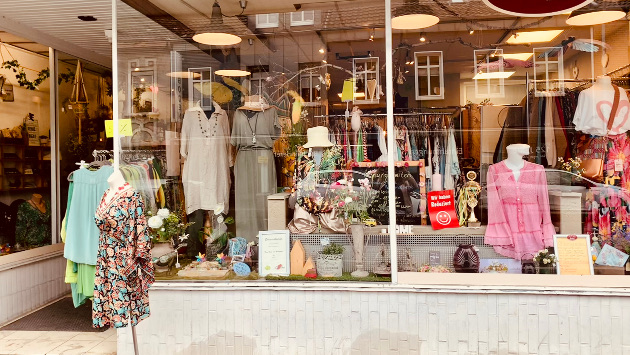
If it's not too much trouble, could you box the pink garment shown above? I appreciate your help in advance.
[485,161,555,260]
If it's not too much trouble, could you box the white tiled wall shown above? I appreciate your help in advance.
[0,254,69,326]
[117,285,630,355]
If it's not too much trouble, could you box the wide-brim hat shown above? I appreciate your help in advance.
[303,126,334,148]
[238,95,270,111]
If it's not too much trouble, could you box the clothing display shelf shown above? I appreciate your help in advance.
[291,230,506,272]
[0,132,51,192]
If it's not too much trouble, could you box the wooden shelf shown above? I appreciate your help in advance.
[0,133,50,192]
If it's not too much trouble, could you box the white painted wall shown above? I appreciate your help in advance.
[0,244,70,327]
[0,44,50,136]
[117,284,630,355]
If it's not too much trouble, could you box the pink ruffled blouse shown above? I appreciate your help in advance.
[485,161,555,260]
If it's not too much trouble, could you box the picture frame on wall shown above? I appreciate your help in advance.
[2,82,14,102]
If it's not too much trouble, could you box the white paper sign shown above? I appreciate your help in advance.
[258,230,291,276]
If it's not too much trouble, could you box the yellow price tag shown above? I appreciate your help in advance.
[105,119,133,138]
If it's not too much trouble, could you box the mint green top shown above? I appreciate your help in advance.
[64,166,113,265]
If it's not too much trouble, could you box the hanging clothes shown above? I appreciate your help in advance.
[93,185,154,328]
[443,129,461,190]
[64,166,113,265]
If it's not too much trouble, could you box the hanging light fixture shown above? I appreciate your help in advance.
[566,3,627,26]
[192,1,242,46]
[215,50,251,77]
[392,0,440,30]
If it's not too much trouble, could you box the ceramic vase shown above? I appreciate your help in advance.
[349,224,369,277]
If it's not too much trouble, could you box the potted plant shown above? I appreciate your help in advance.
[147,208,194,273]
[533,248,557,274]
[331,177,377,277]
[317,242,344,277]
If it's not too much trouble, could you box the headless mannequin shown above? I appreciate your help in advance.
[312,147,323,166]
[103,169,128,204]
[504,144,530,181]
[594,75,614,91]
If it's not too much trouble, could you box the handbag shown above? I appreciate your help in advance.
[577,84,621,181]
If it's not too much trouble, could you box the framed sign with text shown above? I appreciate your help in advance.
[258,230,291,277]
[553,234,594,275]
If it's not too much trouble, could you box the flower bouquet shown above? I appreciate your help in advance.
[533,248,557,274]
[331,177,378,224]
[147,208,194,272]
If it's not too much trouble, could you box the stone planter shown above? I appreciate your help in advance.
[151,241,176,273]
[317,253,343,277]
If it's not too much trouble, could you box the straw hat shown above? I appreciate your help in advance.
[303,126,334,148]
[238,95,270,111]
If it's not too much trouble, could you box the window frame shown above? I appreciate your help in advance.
[290,10,315,26]
[414,51,444,100]
[256,13,279,29]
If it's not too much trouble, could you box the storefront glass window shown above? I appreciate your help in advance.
[0,39,53,255]
[111,0,630,282]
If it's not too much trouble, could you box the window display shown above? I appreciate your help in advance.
[110,0,630,282]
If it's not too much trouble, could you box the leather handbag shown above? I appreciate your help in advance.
[577,84,621,181]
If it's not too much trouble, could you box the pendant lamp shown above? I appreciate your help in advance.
[392,0,439,30]
[215,50,251,77]
[192,1,242,46]
[566,4,627,26]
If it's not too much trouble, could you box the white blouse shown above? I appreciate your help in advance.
[573,86,630,136]
[180,103,233,214]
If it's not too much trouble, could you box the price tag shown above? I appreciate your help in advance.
[615,159,623,172]
[258,155,268,164]
[105,119,133,138]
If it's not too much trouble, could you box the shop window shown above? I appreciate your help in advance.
[256,13,279,28]
[188,67,212,110]
[533,47,565,96]
[290,11,315,26]
[353,57,379,104]
[414,51,444,100]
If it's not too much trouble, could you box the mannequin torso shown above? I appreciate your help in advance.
[28,193,47,213]
[504,144,530,181]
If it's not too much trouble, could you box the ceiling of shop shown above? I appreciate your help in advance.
[0,0,112,66]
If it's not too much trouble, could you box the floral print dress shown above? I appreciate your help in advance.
[93,185,154,328]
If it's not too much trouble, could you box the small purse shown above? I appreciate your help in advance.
[577,84,621,181]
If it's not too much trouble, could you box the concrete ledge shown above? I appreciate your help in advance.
[0,243,64,272]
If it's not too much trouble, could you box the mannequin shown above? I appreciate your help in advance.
[485,144,555,260]
[103,169,128,204]
[28,194,47,213]
[231,95,280,242]
[181,101,232,255]
[503,144,529,181]
[573,75,630,136]
[288,126,345,234]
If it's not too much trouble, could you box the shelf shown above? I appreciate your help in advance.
[0,187,47,192]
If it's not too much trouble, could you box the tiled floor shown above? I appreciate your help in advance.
[0,329,116,355]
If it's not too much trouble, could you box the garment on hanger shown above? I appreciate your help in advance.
[64,165,113,265]
[231,108,280,241]
[485,161,555,260]
[443,129,460,190]
[93,186,154,328]
[181,102,233,214]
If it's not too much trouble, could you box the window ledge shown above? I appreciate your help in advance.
[0,243,64,272]
[152,276,630,296]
